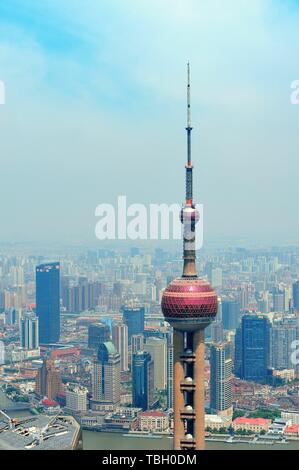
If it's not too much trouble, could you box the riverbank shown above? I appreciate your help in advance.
[5,409,299,451]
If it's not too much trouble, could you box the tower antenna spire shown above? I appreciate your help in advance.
[187,61,191,129]
[185,62,193,205]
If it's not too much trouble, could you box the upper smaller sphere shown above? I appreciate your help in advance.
[180,206,200,225]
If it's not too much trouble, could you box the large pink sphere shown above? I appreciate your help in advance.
[161,277,218,331]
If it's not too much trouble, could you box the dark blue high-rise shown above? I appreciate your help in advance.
[122,305,144,344]
[238,314,270,383]
[132,351,154,410]
[293,281,299,312]
[36,262,60,344]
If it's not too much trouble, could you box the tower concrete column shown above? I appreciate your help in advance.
[193,329,205,450]
[173,330,185,450]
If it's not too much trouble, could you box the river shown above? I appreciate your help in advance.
[82,430,299,451]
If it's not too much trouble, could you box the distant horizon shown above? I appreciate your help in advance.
[1,237,299,254]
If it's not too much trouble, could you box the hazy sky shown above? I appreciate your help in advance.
[0,0,298,247]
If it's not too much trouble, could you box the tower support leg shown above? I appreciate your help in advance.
[173,330,185,450]
[193,329,205,450]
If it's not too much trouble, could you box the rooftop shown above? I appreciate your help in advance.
[41,399,59,407]
[140,411,167,418]
[0,414,81,450]
[285,424,299,434]
[233,417,271,426]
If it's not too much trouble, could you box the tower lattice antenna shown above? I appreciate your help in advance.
[187,62,191,130]
[185,62,193,204]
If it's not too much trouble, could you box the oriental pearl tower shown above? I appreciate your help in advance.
[161,64,218,451]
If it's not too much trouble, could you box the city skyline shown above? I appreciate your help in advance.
[0,1,299,245]
[1,0,299,456]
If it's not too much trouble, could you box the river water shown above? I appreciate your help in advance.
[82,430,299,451]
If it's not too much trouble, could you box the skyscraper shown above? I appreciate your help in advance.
[131,334,144,354]
[88,322,110,350]
[35,359,64,400]
[122,304,144,344]
[222,299,240,330]
[112,321,129,372]
[20,311,39,350]
[36,263,60,344]
[270,319,299,370]
[234,326,242,377]
[272,287,285,312]
[66,384,88,413]
[92,342,121,406]
[132,351,155,411]
[161,65,218,450]
[210,321,224,343]
[239,314,270,382]
[211,268,223,289]
[293,281,299,312]
[145,336,167,390]
[210,342,233,418]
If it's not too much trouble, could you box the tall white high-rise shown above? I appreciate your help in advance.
[112,322,129,372]
[20,311,39,350]
[145,336,167,390]
[66,384,88,413]
[92,342,121,406]
[211,268,222,289]
[210,342,233,418]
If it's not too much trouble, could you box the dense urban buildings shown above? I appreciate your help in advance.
[1,242,299,449]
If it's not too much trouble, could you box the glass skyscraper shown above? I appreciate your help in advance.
[293,281,299,312]
[239,314,270,383]
[132,351,154,411]
[122,305,144,344]
[36,262,60,344]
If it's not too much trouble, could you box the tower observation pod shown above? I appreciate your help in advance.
[161,64,218,451]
